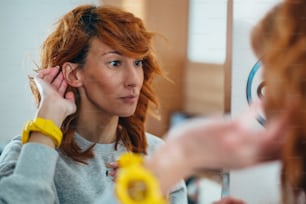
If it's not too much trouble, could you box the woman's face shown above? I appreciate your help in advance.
[77,38,144,117]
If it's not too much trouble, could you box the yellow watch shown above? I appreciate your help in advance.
[115,152,167,204]
[22,117,63,148]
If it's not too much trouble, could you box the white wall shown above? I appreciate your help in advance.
[230,0,281,204]
[188,0,227,64]
[0,0,98,148]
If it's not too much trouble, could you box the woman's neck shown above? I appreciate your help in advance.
[76,111,119,144]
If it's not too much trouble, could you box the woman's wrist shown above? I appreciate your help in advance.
[22,117,63,149]
[28,98,67,149]
[36,102,67,127]
[28,132,56,148]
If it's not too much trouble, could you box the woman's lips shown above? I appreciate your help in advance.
[120,95,138,104]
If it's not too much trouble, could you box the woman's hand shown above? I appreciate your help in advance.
[106,161,119,181]
[34,66,76,126]
[28,66,77,148]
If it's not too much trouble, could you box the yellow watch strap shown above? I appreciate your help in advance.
[115,152,167,204]
[22,117,63,148]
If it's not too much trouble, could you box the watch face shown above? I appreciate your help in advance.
[246,60,266,126]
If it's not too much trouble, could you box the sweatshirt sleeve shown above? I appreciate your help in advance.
[169,180,188,204]
[0,136,59,204]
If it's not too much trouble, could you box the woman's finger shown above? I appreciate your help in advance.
[37,68,52,78]
[57,78,68,97]
[43,66,60,83]
[106,162,118,169]
[108,170,117,177]
[65,91,75,104]
[37,66,59,78]
[52,72,64,90]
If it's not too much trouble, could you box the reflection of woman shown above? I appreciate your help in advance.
[0,4,187,204]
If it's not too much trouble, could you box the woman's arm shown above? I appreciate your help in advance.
[0,138,59,204]
[0,67,75,203]
[144,110,289,195]
[29,67,76,148]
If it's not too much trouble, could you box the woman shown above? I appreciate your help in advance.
[0,4,187,204]
[251,0,306,203]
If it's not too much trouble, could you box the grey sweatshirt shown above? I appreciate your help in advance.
[0,133,187,204]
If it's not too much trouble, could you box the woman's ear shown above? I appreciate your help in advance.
[62,62,82,87]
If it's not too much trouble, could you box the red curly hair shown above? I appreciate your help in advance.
[251,0,306,203]
[30,5,164,163]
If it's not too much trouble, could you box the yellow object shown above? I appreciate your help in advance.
[22,117,63,148]
[116,152,167,204]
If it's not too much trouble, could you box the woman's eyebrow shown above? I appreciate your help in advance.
[102,50,122,56]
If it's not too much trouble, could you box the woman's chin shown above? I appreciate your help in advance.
[118,111,136,117]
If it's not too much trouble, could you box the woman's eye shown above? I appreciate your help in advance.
[134,59,143,67]
[108,60,121,67]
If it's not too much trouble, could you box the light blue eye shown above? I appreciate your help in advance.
[134,59,143,67]
[109,60,121,67]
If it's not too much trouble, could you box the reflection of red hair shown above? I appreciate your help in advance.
[30,5,164,163]
[251,1,306,203]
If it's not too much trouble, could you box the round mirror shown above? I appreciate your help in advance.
[246,60,266,126]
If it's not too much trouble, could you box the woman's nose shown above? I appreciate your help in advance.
[124,62,143,88]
